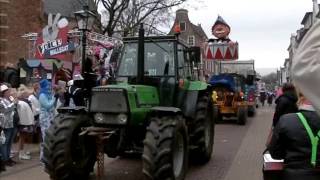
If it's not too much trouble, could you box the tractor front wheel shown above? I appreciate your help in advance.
[43,114,96,180]
[142,115,189,180]
[248,105,256,117]
[237,107,248,125]
[190,94,215,164]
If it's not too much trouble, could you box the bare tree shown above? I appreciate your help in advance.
[93,0,100,6]
[99,0,130,36]
[100,0,186,37]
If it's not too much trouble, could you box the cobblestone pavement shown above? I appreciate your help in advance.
[0,105,274,180]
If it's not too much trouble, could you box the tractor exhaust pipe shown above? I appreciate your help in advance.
[137,23,145,84]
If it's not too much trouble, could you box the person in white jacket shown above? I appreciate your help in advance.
[28,83,40,127]
[16,85,34,160]
[291,19,320,114]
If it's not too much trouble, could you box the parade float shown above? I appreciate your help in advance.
[207,15,257,125]
[205,15,239,74]
[20,13,123,85]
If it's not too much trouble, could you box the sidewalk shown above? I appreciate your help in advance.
[0,143,41,177]
[11,142,41,155]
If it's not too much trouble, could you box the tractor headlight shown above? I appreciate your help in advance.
[94,113,105,123]
[117,113,127,124]
[94,113,128,125]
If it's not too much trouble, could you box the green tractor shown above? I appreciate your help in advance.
[43,24,215,180]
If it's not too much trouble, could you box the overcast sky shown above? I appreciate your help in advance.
[98,0,312,75]
[176,0,312,70]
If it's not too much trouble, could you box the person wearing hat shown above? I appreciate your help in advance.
[16,85,34,160]
[0,84,17,166]
[38,79,57,162]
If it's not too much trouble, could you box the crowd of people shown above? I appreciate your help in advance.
[258,90,276,107]
[0,76,84,173]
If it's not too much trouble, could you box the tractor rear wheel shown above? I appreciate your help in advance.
[237,107,248,125]
[248,105,256,117]
[190,94,215,164]
[43,114,96,180]
[142,115,188,180]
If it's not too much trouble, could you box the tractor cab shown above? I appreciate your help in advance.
[115,35,201,106]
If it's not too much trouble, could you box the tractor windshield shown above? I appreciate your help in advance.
[117,41,175,76]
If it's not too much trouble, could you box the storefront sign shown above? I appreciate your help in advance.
[35,13,73,60]
[44,43,75,57]
[38,39,63,54]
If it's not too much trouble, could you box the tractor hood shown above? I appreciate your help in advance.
[90,83,159,126]
[105,84,160,107]
[90,83,160,111]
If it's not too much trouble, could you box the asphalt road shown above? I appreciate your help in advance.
[0,105,274,180]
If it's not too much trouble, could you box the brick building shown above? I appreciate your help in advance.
[169,9,208,48]
[0,0,97,67]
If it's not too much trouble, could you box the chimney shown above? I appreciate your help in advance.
[176,9,189,22]
[313,0,319,23]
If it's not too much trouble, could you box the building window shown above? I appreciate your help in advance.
[188,36,195,46]
[180,22,186,32]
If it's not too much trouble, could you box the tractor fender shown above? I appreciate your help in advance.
[182,91,198,119]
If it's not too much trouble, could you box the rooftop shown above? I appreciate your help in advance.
[301,12,313,25]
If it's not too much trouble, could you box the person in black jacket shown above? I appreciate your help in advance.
[273,83,298,127]
[64,75,85,107]
[268,92,320,180]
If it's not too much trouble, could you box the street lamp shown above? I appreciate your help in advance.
[74,5,96,74]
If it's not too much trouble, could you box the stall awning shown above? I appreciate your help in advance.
[25,59,64,70]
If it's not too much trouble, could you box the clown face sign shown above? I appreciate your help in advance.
[212,16,231,39]
[212,24,230,39]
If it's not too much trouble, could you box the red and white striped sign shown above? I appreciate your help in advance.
[206,42,238,60]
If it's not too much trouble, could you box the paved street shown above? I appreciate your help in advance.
[0,105,273,180]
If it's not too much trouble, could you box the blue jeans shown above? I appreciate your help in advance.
[0,128,14,161]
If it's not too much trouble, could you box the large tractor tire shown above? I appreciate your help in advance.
[237,107,248,125]
[190,93,215,164]
[143,115,189,180]
[43,114,96,180]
